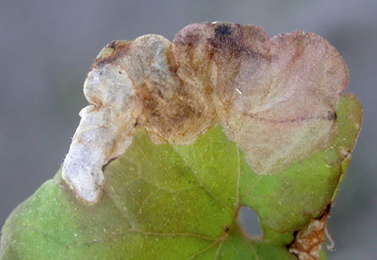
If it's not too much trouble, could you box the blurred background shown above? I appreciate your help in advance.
[0,0,376,259]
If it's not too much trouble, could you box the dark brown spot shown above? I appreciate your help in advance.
[215,24,232,37]
[327,111,337,121]
[224,225,229,232]
[94,41,131,68]
[209,24,269,61]
[101,157,118,172]
[107,40,118,49]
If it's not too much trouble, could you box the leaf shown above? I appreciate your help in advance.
[1,22,362,260]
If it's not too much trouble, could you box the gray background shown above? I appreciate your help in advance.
[0,1,376,259]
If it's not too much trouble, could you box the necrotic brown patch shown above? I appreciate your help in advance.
[63,22,350,204]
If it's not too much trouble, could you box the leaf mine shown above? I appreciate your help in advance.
[62,22,349,203]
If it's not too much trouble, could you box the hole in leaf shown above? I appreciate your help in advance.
[239,206,263,237]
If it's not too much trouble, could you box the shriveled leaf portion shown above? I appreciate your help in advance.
[173,23,348,175]
[62,35,218,203]
[1,93,361,260]
[61,22,349,203]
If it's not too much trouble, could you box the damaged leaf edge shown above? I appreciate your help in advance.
[61,22,352,204]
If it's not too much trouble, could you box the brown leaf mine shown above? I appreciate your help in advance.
[173,23,347,175]
[62,22,348,203]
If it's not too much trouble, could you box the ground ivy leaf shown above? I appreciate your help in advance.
[1,22,362,260]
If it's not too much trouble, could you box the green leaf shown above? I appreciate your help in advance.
[1,92,361,259]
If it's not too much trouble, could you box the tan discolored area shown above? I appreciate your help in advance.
[288,205,332,260]
[94,35,218,144]
[172,22,347,174]
[62,22,349,203]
